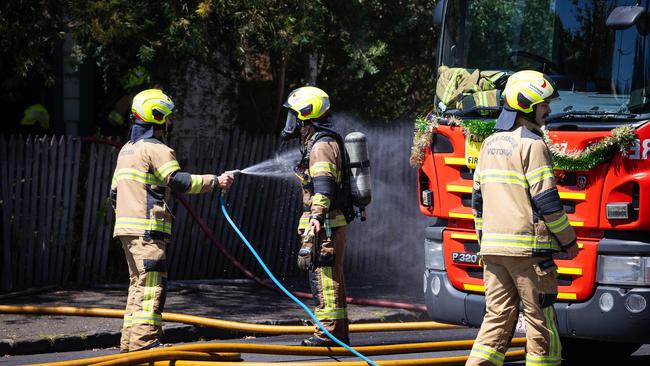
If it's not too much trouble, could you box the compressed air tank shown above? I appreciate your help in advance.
[344,132,372,208]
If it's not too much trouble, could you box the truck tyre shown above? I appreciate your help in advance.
[561,337,642,363]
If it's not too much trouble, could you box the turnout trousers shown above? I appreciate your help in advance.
[308,225,350,341]
[119,236,168,352]
[466,255,561,366]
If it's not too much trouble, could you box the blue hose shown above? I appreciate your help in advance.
[219,196,378,366]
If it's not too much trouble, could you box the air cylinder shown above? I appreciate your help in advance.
[344,132,372,208]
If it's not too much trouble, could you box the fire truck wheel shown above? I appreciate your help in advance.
[561,337,642,363]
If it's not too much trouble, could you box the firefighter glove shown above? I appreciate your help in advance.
[297,227,318,271]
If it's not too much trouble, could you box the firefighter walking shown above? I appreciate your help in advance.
[110,89,234,352]
[467,71,579,366]
[281,86,351,346]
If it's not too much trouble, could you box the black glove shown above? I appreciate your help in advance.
[297,227,318,271]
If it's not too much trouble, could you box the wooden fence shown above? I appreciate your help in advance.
[0,122,423,293]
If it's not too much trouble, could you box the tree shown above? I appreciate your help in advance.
[3,0,441,132]
[0,0,66,126]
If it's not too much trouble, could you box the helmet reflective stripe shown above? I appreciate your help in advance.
[503,70,558,114]
[284,86,330,121]
[131,89,175,124]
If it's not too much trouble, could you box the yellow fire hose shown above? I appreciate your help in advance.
[144,350,525,366]
[0,305,459,334]
[34,339,526,366]
[0,305,526,366]
[92,351,242,365]
[147,350,525,366]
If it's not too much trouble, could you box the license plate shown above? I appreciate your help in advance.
[465,137,482,169]
[515,312,527,335]
[451,251,480,265]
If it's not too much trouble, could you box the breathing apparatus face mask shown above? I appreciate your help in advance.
[280,110,303,140]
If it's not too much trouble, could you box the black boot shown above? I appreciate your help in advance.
[301,335,350,347]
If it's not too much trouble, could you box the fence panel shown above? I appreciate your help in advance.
[0,136,84,292]
[0,122,422,293]
[0,136,13,291]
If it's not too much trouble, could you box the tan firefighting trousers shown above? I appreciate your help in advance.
[119,236,168,352]
[308,225,349,340]
[466,255,561,366]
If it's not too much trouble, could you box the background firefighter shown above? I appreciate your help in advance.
[110,89,234,352]
[281,86,351,347]
[467,71,579,366]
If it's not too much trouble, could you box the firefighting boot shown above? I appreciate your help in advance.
[301,334,350,347]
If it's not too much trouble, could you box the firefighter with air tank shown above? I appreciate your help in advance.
[110,89,235,352]
[467,71,579,366]
[280,86,371,347]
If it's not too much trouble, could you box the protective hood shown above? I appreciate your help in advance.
[494,105,519,131]
[129,120,155,142]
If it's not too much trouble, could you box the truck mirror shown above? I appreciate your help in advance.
[606,6,647,30]
[433,0,445,25]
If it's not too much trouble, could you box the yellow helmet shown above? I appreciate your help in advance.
[503,70,559,113]
[20,104,50,130]
[131,89,175,124]
[283,86,330,121]
[496,70,559,130]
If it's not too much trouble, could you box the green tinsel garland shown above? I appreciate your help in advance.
[409,114,440,166]
[459,119,496,140]
[410,116,637,170]
[545,124,637,170]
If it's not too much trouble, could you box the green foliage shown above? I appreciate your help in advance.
[464,0,555,70]
[4,0,439,128]
[322,0,438,121]
[0,1,66,102]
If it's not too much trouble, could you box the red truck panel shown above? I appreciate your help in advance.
[442,228,598,301]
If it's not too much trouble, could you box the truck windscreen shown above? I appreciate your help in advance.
[439,0,650,116]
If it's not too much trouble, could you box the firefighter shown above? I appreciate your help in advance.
[281,86,351,347]
[20,103,50,134]
[467,71,579,366]
[110,89,234,352]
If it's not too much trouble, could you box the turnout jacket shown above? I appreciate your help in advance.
[110,138,217,238]
[296,133,347,231]
[471,117,576,257]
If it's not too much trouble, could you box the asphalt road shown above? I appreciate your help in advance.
[3,328,649,365]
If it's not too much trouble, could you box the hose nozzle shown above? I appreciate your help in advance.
[220,170,241,197]
[225,169,241,177]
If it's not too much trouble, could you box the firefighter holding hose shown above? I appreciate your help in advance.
[110,89,234,352]
[281,86,352,347]
[467,71,578,366]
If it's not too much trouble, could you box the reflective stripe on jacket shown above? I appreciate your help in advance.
[471,117,576,256]
[297,138,347,230]
[111,138,217,238]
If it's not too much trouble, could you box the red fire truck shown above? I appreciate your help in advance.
[419,0,650,360]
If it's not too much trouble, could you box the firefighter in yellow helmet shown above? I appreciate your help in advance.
[110,89,235,352]
[282,86,351,347]
[467,71,578,366]
[20,104,50,132]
